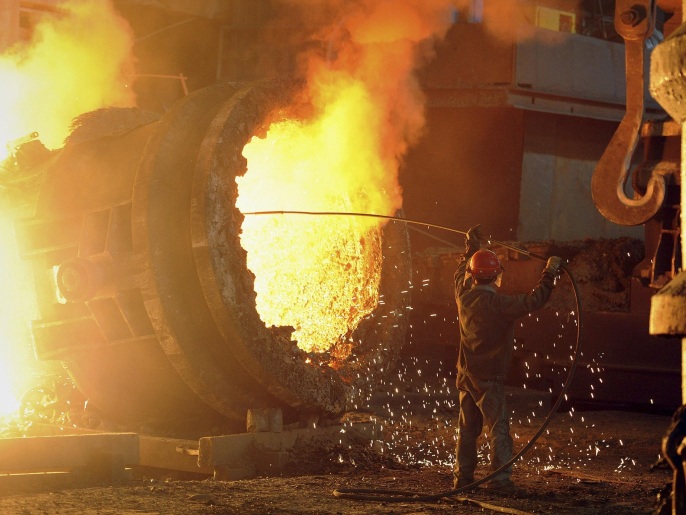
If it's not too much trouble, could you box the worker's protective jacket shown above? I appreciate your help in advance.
[454,257,555,381]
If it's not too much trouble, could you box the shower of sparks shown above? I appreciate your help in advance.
[329,274,650,483]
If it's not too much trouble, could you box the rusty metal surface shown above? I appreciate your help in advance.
[591,0,667,226]
[649,16,686,334]
[131,82,281,423]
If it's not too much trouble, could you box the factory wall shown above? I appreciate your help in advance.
[400,104,641,250]
[400,105,525,251]
[518,110,644,242]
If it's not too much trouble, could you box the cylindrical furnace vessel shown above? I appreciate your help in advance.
[13,81,412,433]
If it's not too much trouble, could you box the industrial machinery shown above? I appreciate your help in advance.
[5,80,412,433]
[591,0,685,355]
[3,0,682,436]
[591,0,681,288]
[603,1,686,511]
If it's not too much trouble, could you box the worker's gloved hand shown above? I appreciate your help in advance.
[544,256,563,275]
[465,225,483,256]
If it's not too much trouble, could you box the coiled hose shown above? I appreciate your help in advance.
[242,210,582,511]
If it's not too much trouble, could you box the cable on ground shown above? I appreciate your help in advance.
[242,210,582,512]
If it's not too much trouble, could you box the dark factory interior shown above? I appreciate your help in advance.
[0,0,684,513]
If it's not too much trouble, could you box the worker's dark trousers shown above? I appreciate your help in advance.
[454,372,513,484]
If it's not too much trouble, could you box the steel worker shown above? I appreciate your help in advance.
[453,225,562,494]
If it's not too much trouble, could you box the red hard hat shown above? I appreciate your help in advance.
[468,249,503,279]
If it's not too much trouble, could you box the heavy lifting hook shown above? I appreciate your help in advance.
[591,0,666,226]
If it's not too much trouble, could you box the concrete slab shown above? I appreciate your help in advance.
[247,408,283,433]
[6,422,381,481]
[199,422,380,478]
[0,433,138,485]
[138,436,214,476]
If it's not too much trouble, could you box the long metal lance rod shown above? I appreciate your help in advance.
[241,210,549,262]
[243,208,580,504]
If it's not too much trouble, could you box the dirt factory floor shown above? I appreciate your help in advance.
[0,379,676,515]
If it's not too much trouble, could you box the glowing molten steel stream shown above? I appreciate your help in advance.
[237,78,398,354]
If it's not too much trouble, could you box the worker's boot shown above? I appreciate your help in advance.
[453,475,476,491]
[485,478,523,496]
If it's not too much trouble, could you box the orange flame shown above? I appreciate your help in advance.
[0,0,134,159]
[238,1,456,354]
[0,0,135,415]
[0,234,29,418]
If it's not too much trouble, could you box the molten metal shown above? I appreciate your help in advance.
[13,81,411,431]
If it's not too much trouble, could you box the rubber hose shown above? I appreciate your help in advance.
[241,211,582,506]
[333,264,581,503]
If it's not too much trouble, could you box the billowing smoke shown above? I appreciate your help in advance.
[450,0,583,43]
[258,0,459,213]
[237,1,459,351]
[0,0,135,416]
[0,0,135,154]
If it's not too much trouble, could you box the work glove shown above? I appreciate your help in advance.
[465,225,483,256]
[544,256,563,276]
